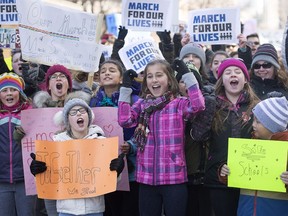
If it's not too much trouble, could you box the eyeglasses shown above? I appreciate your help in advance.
[253,63,273,69]
[246,41,260,46]
[50,73,67,80]
[69,107,87,116]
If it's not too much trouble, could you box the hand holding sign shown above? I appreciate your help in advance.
[118,26,128,40]
[30,153,47,176]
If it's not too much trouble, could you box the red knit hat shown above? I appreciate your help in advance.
[45,64,72,94]
[217,58,250,81]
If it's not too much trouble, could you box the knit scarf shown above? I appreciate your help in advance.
[133,91,173,152]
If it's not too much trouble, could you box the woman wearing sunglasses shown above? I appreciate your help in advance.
[249,43,288,100]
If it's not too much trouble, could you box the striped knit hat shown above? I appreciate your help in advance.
[252,97,288,133]
[0,72,27,99]
[251,43,280,69]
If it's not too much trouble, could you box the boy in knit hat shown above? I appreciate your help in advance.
[221,96,288,216]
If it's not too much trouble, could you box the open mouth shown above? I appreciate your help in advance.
[77,118,84,126]
[230,80,239,87]
[6,98,14,103]
[56,83,63,90]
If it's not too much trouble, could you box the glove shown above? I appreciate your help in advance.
[13,126,25,145]
[172,59,190,82]
[122,69,138,88]
[110,153,125,177]
[186,61,203,89]
[118,26,128,40]
[30,153,47,176]
[156,30,171,44]
[22,64,46,85]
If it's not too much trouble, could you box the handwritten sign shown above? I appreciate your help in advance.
[16,0,104,72]
[122,0,171,31]
[118,39,164,73]
[106,13,121,37]
[0,0,18,24]
[22,107,129,195]
[35,138,118,199]
[188,8,240,45]
[227,138,287,192]
[0,28,20,48]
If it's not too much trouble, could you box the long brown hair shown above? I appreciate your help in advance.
[140,59,179,98]
[212,77,260,133]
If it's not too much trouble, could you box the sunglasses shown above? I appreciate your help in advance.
[253,63,273,69]
[247,41,260,46]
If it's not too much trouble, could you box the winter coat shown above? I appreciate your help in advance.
[238,131,288,216]
[118,73,205,185]
[54,125,106,215]
[0,102,32,183]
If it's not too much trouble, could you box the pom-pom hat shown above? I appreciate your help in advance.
[45,64,72,94]
[252,96,288,133]
[0,72,27,99]
[217,58,250,81]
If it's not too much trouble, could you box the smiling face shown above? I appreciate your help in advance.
[48,72,69,101]
[222,66,247,101]
[210,54,228,79]
[99,63,122,89]
[68,105,89,138]
[253,60,275,80]
[146,64,169,97]
[0,87,20,107]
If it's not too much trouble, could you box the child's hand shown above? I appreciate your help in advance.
[280,171,288,185]
[122,69,138,88]
[172,59,190,82]
[220,164,230,176]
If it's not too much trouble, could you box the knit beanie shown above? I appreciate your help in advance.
[0,72,27,100]
[251,43,280,69]
[62,98,94,128]
[217,58,250,81]
[252,96,288,133]
[179,43,206,69]
[45,64,72,94]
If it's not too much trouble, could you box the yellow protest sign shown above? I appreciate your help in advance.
[35,137,118,199]
[227,138,287,193]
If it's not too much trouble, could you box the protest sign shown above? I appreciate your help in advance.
[227,138,287,193]
[118,39,164,73]
[35,137,118,199]
[22,107,129,195]
[188,7,240,45]
[16,0,104,72]
[0,28,20,48]
[122,0,172,31]
[106,13,121,37]
[0,0,18,24]
[282,17,288,72]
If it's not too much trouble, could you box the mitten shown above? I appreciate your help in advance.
[110,153,125,177]
[122,69,138,88]
[118,26,128,40]
[13,126,25,145]
[30,153,47,176]
[172,59,190,82]
[157,30,171,44]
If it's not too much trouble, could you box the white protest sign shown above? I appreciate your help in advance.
[188,8,240,45]
[16,0,104,72]
[0,0,18,24]
[119,39,164,73]
[122,0,171,32]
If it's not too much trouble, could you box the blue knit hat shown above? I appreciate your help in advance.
[252,97,288,133]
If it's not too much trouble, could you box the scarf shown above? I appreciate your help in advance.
[133,91,173,152]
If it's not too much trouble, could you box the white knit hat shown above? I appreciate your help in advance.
[252,97,288,133]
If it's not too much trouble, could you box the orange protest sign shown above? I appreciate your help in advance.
[35,137,118,199]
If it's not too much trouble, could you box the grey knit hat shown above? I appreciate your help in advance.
[252,97,288,133]
[251,43,280,69]
[179,43,206,69]
[62,98,94,128]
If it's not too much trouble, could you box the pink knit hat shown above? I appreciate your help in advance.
[217,58,250,81]
[45,64,72,94]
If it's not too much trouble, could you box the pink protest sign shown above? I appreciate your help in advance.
[21,107,129,195]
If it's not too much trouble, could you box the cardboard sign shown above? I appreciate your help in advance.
[228,138,287,193]
[35,138,118,199]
